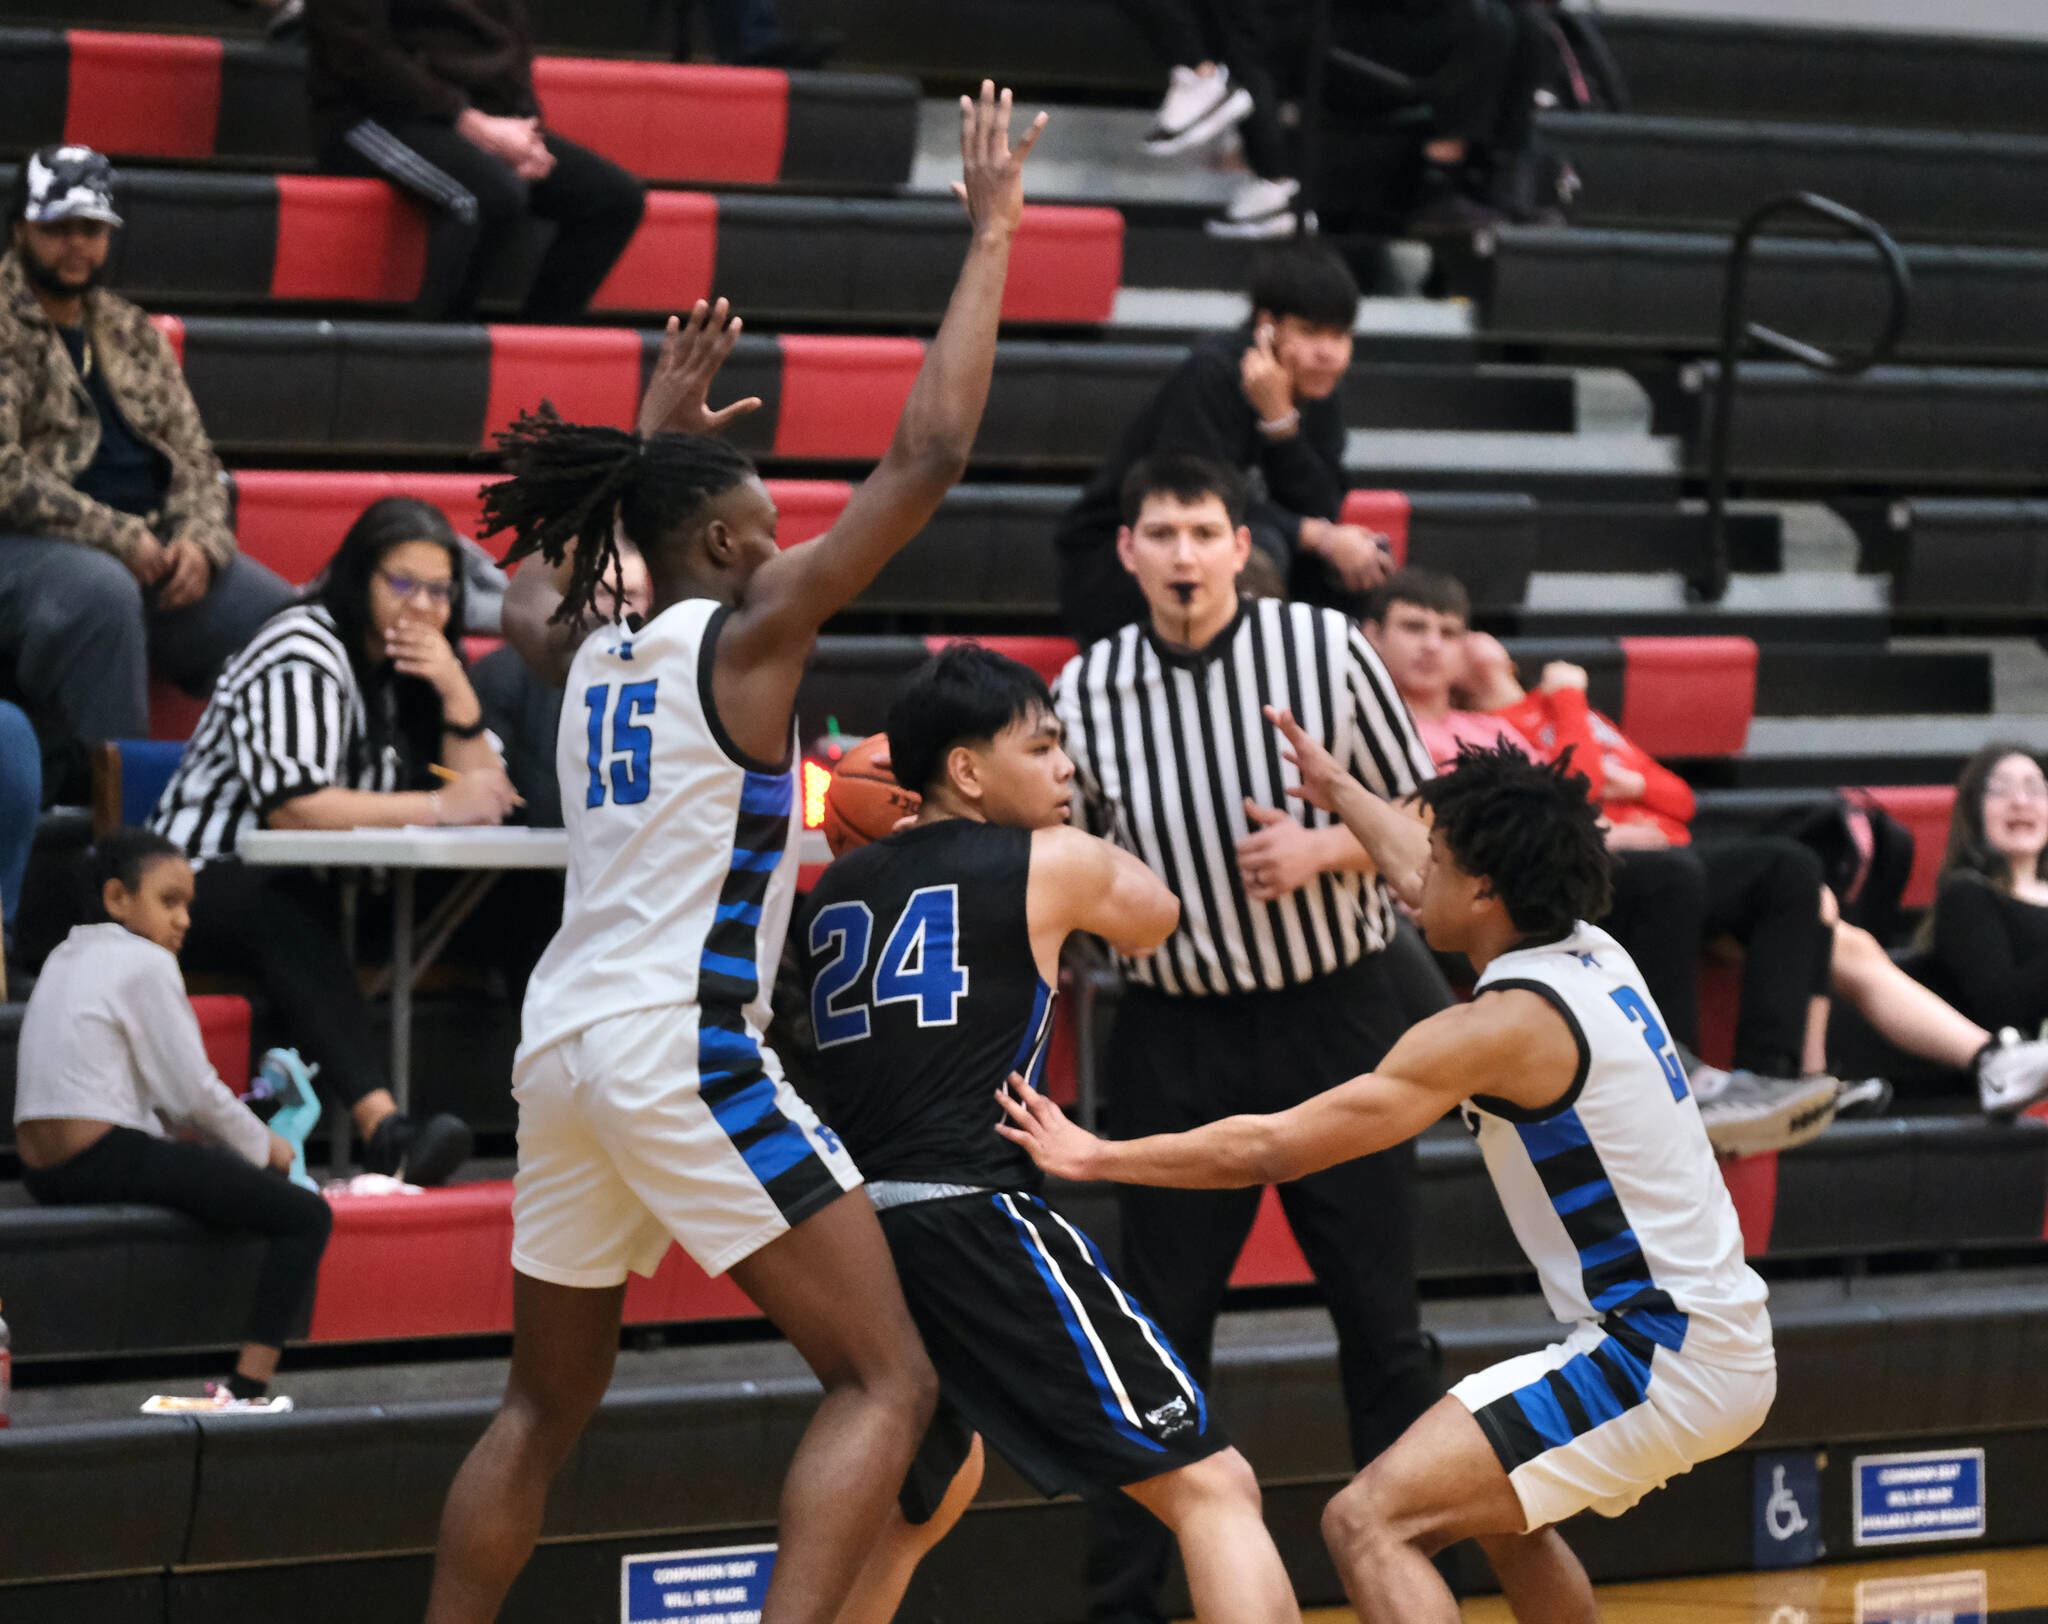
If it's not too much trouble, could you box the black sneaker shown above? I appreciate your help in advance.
[364,1112,473,1187]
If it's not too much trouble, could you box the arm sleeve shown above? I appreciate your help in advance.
[228,650,355,817]
[122,957,272,1166]
[0,354,157,563]
[308,0,471,123]
[1257,397,1346,527]
[141,322,236,568]
[1933,880,2048,1033]
[1344,623,1435,797]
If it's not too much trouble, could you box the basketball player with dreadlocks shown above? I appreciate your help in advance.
[422,84,1045,1624]
[999,734,1777,1624]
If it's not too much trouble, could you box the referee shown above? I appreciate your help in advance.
[1052,453,1448,1624]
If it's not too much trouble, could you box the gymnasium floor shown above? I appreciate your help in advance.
[1300,1547,2048,1621]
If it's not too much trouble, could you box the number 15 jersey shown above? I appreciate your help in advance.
[521,600,801,1065]
[1463,922,1774,1372]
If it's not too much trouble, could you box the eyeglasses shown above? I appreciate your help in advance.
[377,569,454,606]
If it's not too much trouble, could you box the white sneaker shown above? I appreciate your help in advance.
[1695,1070,1839,1159]
[1205,176,1305,239]
[1144,65,1255,156]
[1977,1028,2048,1119]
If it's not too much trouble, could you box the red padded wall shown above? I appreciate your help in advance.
[1618,635,1757,758]
[190,995,251,1093]
[1001,205,1123,323]
[591,190,718,313]
[774,335,923,459]
[65,30,221,159]
[1340,489,1411,564]
[534,59,788,184]
[232,470,499,585]
[485,325,642,445]
[1859,784,1957,910]
[271,177,427,304]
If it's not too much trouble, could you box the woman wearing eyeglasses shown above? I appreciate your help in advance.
[146,496,514,1183]
[1924,745,2048,1064]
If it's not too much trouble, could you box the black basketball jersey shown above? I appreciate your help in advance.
[798,819,1055,1189]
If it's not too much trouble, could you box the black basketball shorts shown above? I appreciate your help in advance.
[884,1188,1229,1519]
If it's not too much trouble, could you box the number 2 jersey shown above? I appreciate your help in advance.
[797,819,1057,1190]
[520,600,801,1065]
[1464,922,1774,1372]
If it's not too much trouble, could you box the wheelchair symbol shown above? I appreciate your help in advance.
[1766,1464,1810,1542]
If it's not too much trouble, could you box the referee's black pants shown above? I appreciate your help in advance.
[1087,943,1447,1624]
[318,114,646,322]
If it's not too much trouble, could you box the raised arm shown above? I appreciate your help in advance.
[997,988,1577,1186]
[1026,823,1179,979]
[717,84,1044,680]
[1266,705,1431,907]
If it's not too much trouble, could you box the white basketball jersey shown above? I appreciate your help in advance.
[1464,923,1774,1372]
[521,600,800,1063]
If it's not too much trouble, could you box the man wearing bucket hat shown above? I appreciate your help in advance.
[0,145,294,798]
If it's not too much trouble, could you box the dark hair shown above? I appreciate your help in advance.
[1119,452,1247,528]
[1367,567,1468,625]
[1416,742,1613,939]
[307,495,472,783]
[886,643,1055,797]
[1248,243,1361,331]
[85,827,185,920]
[1943,741,2047,893]
[482,409,756,622]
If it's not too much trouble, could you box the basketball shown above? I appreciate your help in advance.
[822,732,921,857]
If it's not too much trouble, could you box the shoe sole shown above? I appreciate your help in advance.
[1702,1079,1840,1159]
[403,1117,474,1187]
[1144,87,1254,156]
[1982,1077,2048,1120]
[1205,211,1299,240]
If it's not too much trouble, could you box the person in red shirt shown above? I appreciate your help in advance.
[1462,633,2048,1120]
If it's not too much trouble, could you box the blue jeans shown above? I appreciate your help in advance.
[0,699,37,945]
[0,533,295,770]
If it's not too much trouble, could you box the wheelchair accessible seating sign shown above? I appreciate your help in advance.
[622,1543,776,1624]
[1852,1448,1986,1547]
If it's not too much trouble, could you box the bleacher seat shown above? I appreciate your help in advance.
[0,164,1123,323]
[90,739,183,835]
[0,27,921,188]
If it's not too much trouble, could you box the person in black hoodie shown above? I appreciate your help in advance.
[306,0,646,321]
[1054,242,1391,646]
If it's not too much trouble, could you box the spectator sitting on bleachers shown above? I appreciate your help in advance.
[1054,243,1391,645]
[149,496,513,1184]
[1926,744,2048,1046]
[0,699,36,989]
[14,828,333,1408]
[0,147,297,801]
[306,0,647,322]
[1452,630,2048,1122]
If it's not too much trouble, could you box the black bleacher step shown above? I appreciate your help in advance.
[1754,646,1993,718]
[1472,227,2048,365]
[1601,14,2048,134]
[1677,751,1981,794]
[776,0,1159,93]
[0,0,651,51]
[1543,110,2048,248]
[1663,363,2048,488]
[1886,498,2048,614]
[1532,502,1780,575]
[1513,607,1891,644]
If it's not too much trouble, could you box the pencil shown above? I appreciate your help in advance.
[430,761,526,807]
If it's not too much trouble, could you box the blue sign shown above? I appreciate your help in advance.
[622,1542,777,1624]
[1752,1451,1821,1568]
[1853,1449,1986,1547]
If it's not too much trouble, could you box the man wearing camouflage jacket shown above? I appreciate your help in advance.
[0,146,292,796]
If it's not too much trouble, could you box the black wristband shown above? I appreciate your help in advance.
[442,714,488,740]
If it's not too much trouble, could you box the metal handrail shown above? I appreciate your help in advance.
[1696,190,1912,601]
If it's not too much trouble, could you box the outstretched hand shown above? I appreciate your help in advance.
[636,298,764,437]
[1265,705,1345,813]
[994,1071,1101,1181]
[952,80,1047,239]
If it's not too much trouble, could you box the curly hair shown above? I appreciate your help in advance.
[481,408,756,622]
[1416,741,1613,939]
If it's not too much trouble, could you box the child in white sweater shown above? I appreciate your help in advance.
[15,829,333,1404]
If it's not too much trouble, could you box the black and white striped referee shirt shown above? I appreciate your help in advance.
[1052,598,1434,997]
[153,603,402,863]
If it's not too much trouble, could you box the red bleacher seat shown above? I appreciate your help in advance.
[270,175,428,303]
[1618,636,1757,758]
[533,58,788,185]
[591,189,720,314]
[769,480,855,546]
[484,326,642,446]
[775,336,924,459]
[192,994,251,1093]
[1002,205,1123,324]
[1339,489,1412,565]
[1859,784,1957,910]
[64,29,220,159]
[927,635,1079,686]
